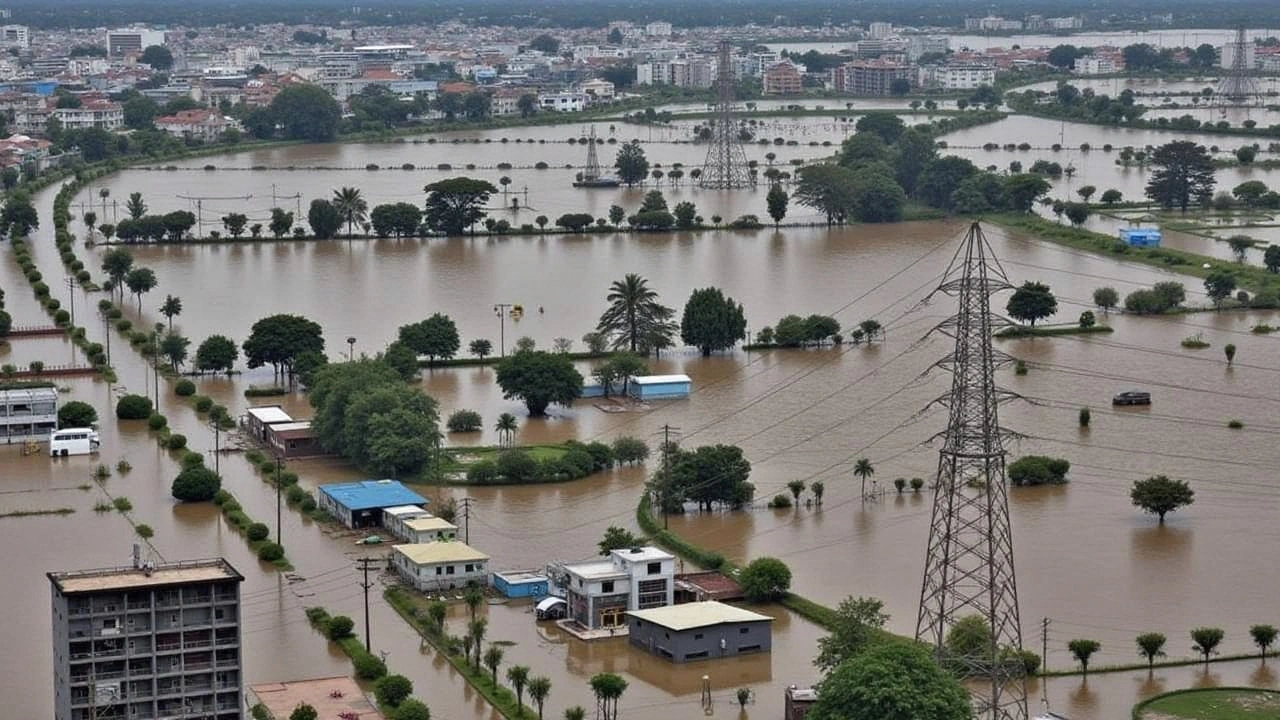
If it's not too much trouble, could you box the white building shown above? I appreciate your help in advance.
[154,108,237,143]
[907,36,950,61]
[53,99,124,131]
[1073,56,1121,75]
[230,46,261,68]
[1220,42,1257,70]
[0,24,29,50]
[561,546,675,629]
[538,91,589,112]
[382,505,459,543]
[867,22,893,40]
[918,64,996,90]
[107,27,166,57]
[392,543,490,592]
[645,21,673,38]
[579,78,616,101]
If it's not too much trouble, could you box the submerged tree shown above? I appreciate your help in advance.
[596,274,676,354]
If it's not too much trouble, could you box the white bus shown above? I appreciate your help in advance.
[49,428,101,457]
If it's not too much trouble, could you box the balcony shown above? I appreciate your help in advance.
[182,638,212,650]
[127,602,151,611]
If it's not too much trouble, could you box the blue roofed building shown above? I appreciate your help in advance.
[317,479,427,529]
[628,374,692,401]
[1119,226,1161,247]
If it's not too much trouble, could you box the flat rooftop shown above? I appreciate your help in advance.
[495,569,547,583]
[49,558,243,594]
[383,505,432,518]
[249,676,383,720]
[631,374,691,385]
[319,479,427,511]
[626,601,773,631]
[405,516,457,532]
[611,546,673,563]
[246,405,293,424]
[393,542,489,565]
[564,559,627,580]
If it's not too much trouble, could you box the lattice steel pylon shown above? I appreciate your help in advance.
[698,42,753,189]
[1213,25,1262,109]
[916,221,1028,720]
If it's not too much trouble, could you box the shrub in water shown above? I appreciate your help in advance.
[171,466,222,502]
[175,379,196,396]
[194,396,214,412]
[167,434,187,450]
[246,523,270,542]
[147,413,167,430]
[115,394,153,420]
[256,542,284,562]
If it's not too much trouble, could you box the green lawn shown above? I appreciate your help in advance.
[1137,688,1280,719]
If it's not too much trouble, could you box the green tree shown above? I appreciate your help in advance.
[787,479,806,502]
[809,643,970,720]
[849,169,907,223]
[588,673,628,720]
[893,127,939,195]
[613,143,649,187]
[1130,475,1195,523]
[124,267,157,313]
[564,707,586,720]
[463,585,484,623]
[382,341,420,381]
[374,675,413,707]
[390,700,429,720]
[82,211,97,240]
[1227,235,1253,263]
[423,177,498,236]
[482,644,504,683]
[1077,185,1097,202]
[269,84,341,142]
[1064,202,1090,227]
[495,412,518,448]
[1191,627,1225,668]
[370,203,423,238]
[596,274,676,353]
[469,339,492,359]
[916,156,979,211]
[101,248,134,302]
[0,191,39,236]
[195,334,237,374]
[853,112,906,144]
[1251,624,1278,663]
[1146,140,1217,212]
[171,465,221,502]
[160,333,190,372]
[269,208,295,238]
[853,458,875,497]
[221,213,248,238]
[1007,455,1071,486]
[1093,286,1119,312]
[494,351,583,417]
[945,614,993,668]
[57,401,98,428]
[140,45,173,70]
[307,199,341,239]
[1136,632,1167,671]
[680,287,747,356]
[527,676,551,720]
[598,525,644,556]
[124,192,147,221]
[670,444,753,511]
[608,204,626,226]
[1233,180,1268,207]
[672,201,697,229]
[1204,271,1237,308]
[122,95,159,130]
[1006,281,1058,326]
[766,184,788,227]
[1101,189,1123,205]
[398,313,460,363]
[517,93,538,118]
[529,34,560,54]
[290,704,318,720]
[332,186,369,237]
[592,352,647,397]
[738,557,791,602]
[507,665,531,710]
[243,314,324,383]
[159,294,182,331]
[794,164,858,225]
[1003,174,1052,212]
[1068,639,1101,677]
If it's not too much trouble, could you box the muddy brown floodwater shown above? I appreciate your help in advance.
[5,113,1280,719]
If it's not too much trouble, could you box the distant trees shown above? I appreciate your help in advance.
[370,203,422,238]
[598,526,644,556]
[680,287,746,356]
[669,444,753,512]
[1130,475,1195,523]
[613,144,649,187]
[242,314,324,383]
[423,177,499,236]
[398,313,460,363]
[1146,140,1217,212]
[140,45,174,70]
[1007,456,1070,486]
[1124,281,1186,315]
[269,83,342,142]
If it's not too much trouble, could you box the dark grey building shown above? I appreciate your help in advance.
[626,600,773,662]
[48,557,244,720]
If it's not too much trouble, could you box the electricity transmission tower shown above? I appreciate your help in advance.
[698,41,753,189]
[916,222,1028,720]
[1212,26,1262,109]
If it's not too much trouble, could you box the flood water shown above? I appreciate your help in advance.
[6,108,1280,720]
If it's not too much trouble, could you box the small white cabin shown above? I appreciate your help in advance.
[49,428,100,457]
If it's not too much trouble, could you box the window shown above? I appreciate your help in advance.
[465,564,473,573]
[601,581,614,593]
[685,650,709,660]
[694,633,703,640]
[739,644,762,653]
[647,562,662,575]
[446,565,455,575]
[436,567,443,575]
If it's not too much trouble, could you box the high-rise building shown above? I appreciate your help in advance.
[48,556,245,720]
[106,27,166,57]
[1220,41,1257,70]
[833,59,913,95]
[867,22,893,39]
[0,24,28,49]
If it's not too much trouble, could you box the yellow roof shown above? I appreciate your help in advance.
[405,517,457,532]
[394,542,488,565]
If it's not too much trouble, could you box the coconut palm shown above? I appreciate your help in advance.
[596,274,676,354]
[467,617,487,669]
[506,665,530,710]
[853,458,875,498]
[528,676,552,720]
[331,186,368,238]
[463,585,484,623]
[495,412,518,448]
[482,644,504,683]
[160,295,182,332]
[589,672,628,720]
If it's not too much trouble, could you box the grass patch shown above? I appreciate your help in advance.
[1134,688,1280,720]
[112,497,133,513]
[0,507,75,518]
[1181,333,1211,349]
[996,324,1113,338]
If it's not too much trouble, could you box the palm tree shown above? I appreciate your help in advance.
[564,708,585,720]
[589,673,628,720]
[331,186,368,238]
[853,458,874,498]
[506,665,530,710]
[83,211,97,240]
[160,295,182,332]
[482,644,504,683]
[467,617,487,669]
[495,413,518,448]
[596,274,676,353]
[98,188,110,217]
[499,175,512,203]
[463,585,484,623]
[811,480,824,505]
[527,676,552,720]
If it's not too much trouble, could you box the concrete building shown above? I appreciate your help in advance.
[645,22,673,38]
[154,108,237,143]
[382,505,457,543]
[244,405,293,444]
[867,22,893,40]
[1,386,58,444]
[762,61,803,95]
[264,421,321,459]
[626,601,773,662]
[1221,41,1257,70]
[53,99,124,131]
[107,27,166,57]
[561,546,675,629]
[784,685,818,720]
[918,64,996,90]
[0,24,29,49]
[907,36,950,61]
[317,480,427,529]
[493,570,549,598]
[1074,56,1122,75]
[48,557,245,720]
[538,91,589,112]
[391,542,490,592]
[833,60,913,95]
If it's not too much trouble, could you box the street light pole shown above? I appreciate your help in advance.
[275,452,283,549]
[493,304,512,357]
[65,277,78,326]
[346,336,356,362]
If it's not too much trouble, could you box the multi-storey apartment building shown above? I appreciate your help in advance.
[48,557,244,720]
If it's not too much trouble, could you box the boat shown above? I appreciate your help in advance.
[1112,390,1151,406]
[354,535,383,545]
[572,127,622,188]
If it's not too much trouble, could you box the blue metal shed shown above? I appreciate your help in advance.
[317,479,427,529]
[492,570,550,599]
[628,374,692,401]
[1119,227,1161,247]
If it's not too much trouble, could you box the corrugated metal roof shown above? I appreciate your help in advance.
[626,601,773,631]
[318,480,426,511]
[393,542,489,565]
[631,374,691,385]
[246,405,293,424]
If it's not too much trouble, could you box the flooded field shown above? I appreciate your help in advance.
[6,105,1280,720]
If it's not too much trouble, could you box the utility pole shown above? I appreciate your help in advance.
[65,276,79,326]
[1041,618,1050,675]
[211,419,221,475]
[656,424,680,529]
[176,194,253,238]
[492,304,512,357]
[356,557,379,653]
[460,497,474,544]
[275,452,283,548]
